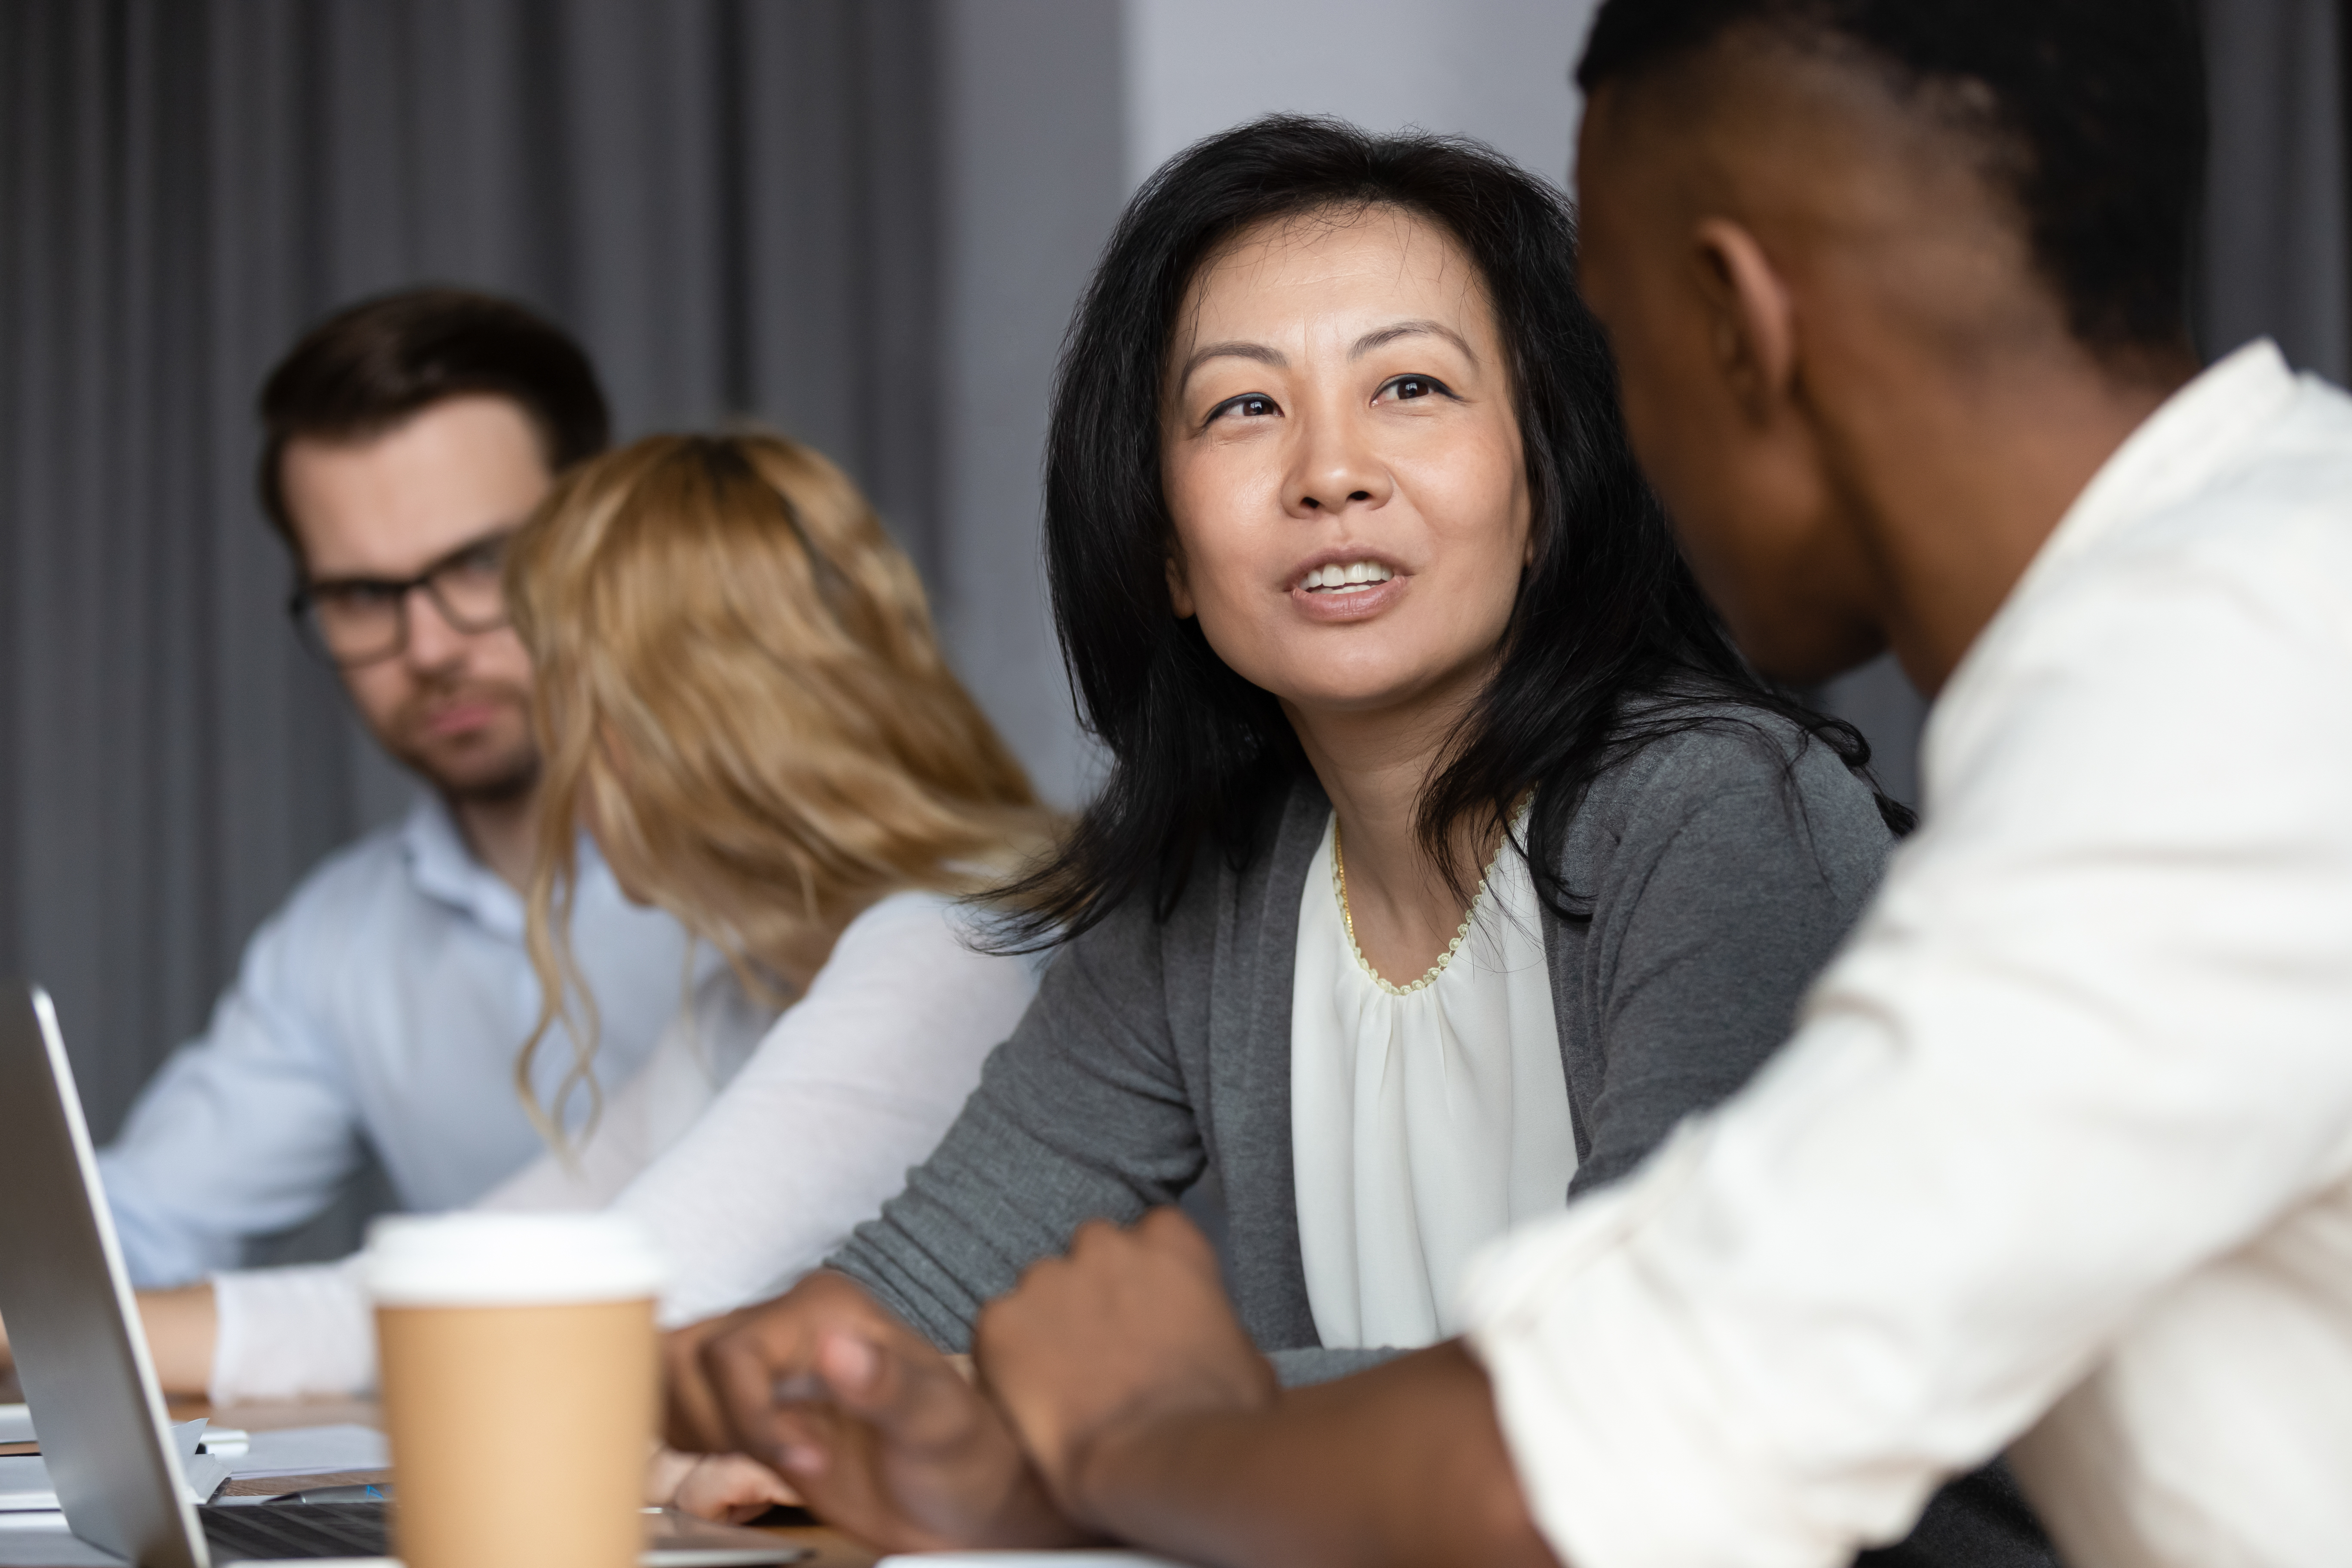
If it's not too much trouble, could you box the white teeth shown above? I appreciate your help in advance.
[1299,560,1394,592]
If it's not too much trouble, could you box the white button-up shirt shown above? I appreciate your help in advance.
[96,793,698,1286]
[1462,340,2352,1568]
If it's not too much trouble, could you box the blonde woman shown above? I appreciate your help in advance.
[130,435,1049,1448]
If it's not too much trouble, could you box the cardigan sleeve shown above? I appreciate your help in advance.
[1557,720,1893,1196]
[826,892,1210,1351]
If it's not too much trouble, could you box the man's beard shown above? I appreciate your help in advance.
[378,678,542,805]
[444,750,541,806]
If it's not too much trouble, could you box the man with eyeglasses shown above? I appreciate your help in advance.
[73,289,700,1400]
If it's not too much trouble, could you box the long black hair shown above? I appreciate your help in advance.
[1000,114,1908,947]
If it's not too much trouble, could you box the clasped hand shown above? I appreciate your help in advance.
[663,1207,1274,1550]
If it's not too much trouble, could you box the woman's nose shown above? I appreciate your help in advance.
[1286,407,1389,516]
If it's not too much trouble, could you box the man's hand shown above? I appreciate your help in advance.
[668,1271,1090,1553]
[976,1207,1274,1517]
[663,1302,769,1454]
[977,1212,1558,1568]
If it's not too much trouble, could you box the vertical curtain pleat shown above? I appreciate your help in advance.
[2199,0,2349,377]
[0,0,939,1139]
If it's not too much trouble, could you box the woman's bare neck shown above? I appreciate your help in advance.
[1287,683,1501,987]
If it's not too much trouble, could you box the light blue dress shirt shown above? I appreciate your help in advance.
[96,794,700,1287]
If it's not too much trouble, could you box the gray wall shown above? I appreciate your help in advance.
[930,0,1126,808]
[1124,0,1594,190]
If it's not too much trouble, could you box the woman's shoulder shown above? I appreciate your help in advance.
[1554,701,1895,884]
[827,887,1029,974]
[841,886,960,937]
[1038,772,1326,985]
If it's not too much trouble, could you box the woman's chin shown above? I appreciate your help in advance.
[1269,666,1478,726]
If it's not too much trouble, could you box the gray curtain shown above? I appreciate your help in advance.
[0,0,939,1142]
[2200,0,2349,379]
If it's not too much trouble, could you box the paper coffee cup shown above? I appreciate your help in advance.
[365,1212,667,1568]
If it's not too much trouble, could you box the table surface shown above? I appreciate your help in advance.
[0,1380,878,1568]
[188,1397,881,1568]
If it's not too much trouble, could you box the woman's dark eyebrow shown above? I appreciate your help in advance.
[1178,340,1287,392]
[1176,318,1475,394]
[1351,319,1478,362]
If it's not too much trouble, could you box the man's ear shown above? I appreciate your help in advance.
[1165,551,1196,619]
[1692,217,1798,424]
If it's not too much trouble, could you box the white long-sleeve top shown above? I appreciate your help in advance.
[1463,340,2352,1568]
[207,890,1039,1403]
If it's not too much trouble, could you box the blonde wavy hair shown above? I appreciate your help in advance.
[505,432,1050,1146]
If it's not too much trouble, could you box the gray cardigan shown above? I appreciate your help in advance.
[831,715,1891,1379]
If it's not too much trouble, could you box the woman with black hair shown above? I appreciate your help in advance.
[664,114,1912,1546]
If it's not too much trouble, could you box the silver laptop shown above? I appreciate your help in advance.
[0,981,804,1567]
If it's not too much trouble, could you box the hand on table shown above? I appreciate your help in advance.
[665,1271,1089,1553]
[646,1444,801,1524]
[975,1207,1276,1525]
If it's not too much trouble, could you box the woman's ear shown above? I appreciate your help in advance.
[1165,551,1196,619]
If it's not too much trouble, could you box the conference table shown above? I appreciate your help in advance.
[0,1367,879,1568]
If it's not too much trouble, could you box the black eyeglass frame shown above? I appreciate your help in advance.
[287,527,520,668]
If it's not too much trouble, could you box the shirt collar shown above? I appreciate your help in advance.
[398,793,621,942]
[399,795,525,938]
[2009,337,2300,606]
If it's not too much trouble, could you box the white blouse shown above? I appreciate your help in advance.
[1291,810,1575,1350]
[205,891,1038,1403]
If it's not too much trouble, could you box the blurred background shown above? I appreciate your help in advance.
[0,0,2344,1183]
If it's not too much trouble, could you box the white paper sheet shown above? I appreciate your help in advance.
[221,1424,389,1482]
[0,1409,31,1448]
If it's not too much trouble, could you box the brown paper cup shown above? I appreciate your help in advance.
[364,1213,667,1568]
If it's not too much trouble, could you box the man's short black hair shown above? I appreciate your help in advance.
[257,286,611,551]
[1577,0,2205,358]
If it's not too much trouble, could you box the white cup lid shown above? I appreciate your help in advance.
[363,1211,667,1307]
